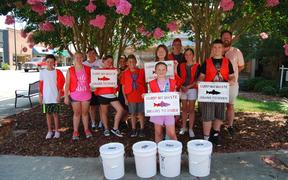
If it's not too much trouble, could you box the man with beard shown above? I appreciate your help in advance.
[221,30,245,137]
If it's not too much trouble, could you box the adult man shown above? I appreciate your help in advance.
[221,30,245,137]
[168,38,186,74]
[199,39,235,145]
[83,48,103,131]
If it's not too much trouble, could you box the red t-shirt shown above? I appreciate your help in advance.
[121,69,144,103]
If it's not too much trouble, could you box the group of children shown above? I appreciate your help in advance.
[39,38,234,146]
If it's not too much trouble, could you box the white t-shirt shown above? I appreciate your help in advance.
[39,69,58,104]
[83,59,103,69]
[225,47,244,85]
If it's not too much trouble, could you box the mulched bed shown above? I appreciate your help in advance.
[0,102,287,157]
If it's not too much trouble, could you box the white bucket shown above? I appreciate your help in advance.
[187,139,213,177]
[99,142,125,180]
[158,140,182,178]
[132,141,157,178]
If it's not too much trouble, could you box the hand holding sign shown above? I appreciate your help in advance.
[91,69,118,88]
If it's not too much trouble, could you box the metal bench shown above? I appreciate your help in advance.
[15,81,39,108]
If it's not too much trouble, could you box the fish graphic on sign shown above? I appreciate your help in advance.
[154,101,170,107]
[206,89,220,95]
[98,76,110,81]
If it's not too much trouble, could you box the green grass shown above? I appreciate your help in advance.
[235,97,288,115]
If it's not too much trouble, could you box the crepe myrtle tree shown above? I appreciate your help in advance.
[1,0,182,58]
[177,0,283,62]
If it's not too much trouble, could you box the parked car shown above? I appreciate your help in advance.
[22,57,47,72]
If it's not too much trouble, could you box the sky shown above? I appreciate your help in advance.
[0,15,26,30]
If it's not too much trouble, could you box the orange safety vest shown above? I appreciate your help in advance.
[94,67,118,95]
[69,65,91,92]
[39,69,65,96]
[205,57,229,82]
[122,68,146,95]
[149,78,176,92]
[179,63,199,89]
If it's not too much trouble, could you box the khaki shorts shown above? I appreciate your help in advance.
[180,89,197,100]
[229,84,239,104]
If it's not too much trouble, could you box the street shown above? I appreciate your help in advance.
[0,67,68,100]
[0,67,68,119]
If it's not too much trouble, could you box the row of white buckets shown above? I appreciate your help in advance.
[99,140,213,179]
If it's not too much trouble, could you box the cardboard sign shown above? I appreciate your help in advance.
[198,82,229,103]
[91,69,117,87]
[144,92,180,116]
[144,61,174,82]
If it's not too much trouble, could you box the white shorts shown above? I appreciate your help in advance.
[229,84,239,104]
[180,89,197,100]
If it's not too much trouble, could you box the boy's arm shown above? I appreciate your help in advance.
[122,85,128,105]
[64,70,70,105]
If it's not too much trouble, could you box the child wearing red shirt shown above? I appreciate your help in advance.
[121,54,146,137]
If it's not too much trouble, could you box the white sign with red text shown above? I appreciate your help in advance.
[144,61,175,82]
[91,69,118,87]
[198,82,229,103]
[144,92,180,116]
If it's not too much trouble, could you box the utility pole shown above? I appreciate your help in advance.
[14,18,17,70]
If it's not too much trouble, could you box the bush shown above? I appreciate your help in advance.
[1,63,10,70]
[278,87,288,97]
[243,77,265,91]
[261,86,277,95]
[254,80,277,92]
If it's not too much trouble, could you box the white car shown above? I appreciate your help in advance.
[22,57,47,72]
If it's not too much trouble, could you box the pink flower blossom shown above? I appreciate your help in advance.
[39,22,54,32]
[85,0,96,13]
[167,21,178,32]
[107,0,120,7]
[5,15,15,25]
[21,30,27,38]
[220,0,234,12]
[89,15,106,29]
[115,0,132,16]
[266,0,279,7]
[284,44,288,56]
[58,15,75,27]
[31,4,46,16]
[27,0,44,5]
[137,25,146,34]
[260,32,269,39]
[137,25,151,36]
[153,27,164,40]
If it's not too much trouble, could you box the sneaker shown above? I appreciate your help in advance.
[189,129,195,138]
[179,128,187,135]
[103,129,110,137]
[227,126,235,137]
[138,129,145,137]
[53,131,60,139]
[130,129,138,137]
[208,129,220,146]
[91,122,96,131]
[72,131,79,141]
[111,129,123,137]
[98,121,103,129]
[85,130,92,139]
[45,131,53,139]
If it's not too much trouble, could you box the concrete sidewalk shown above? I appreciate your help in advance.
[0,96,39,120]
[0,150,287,180]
